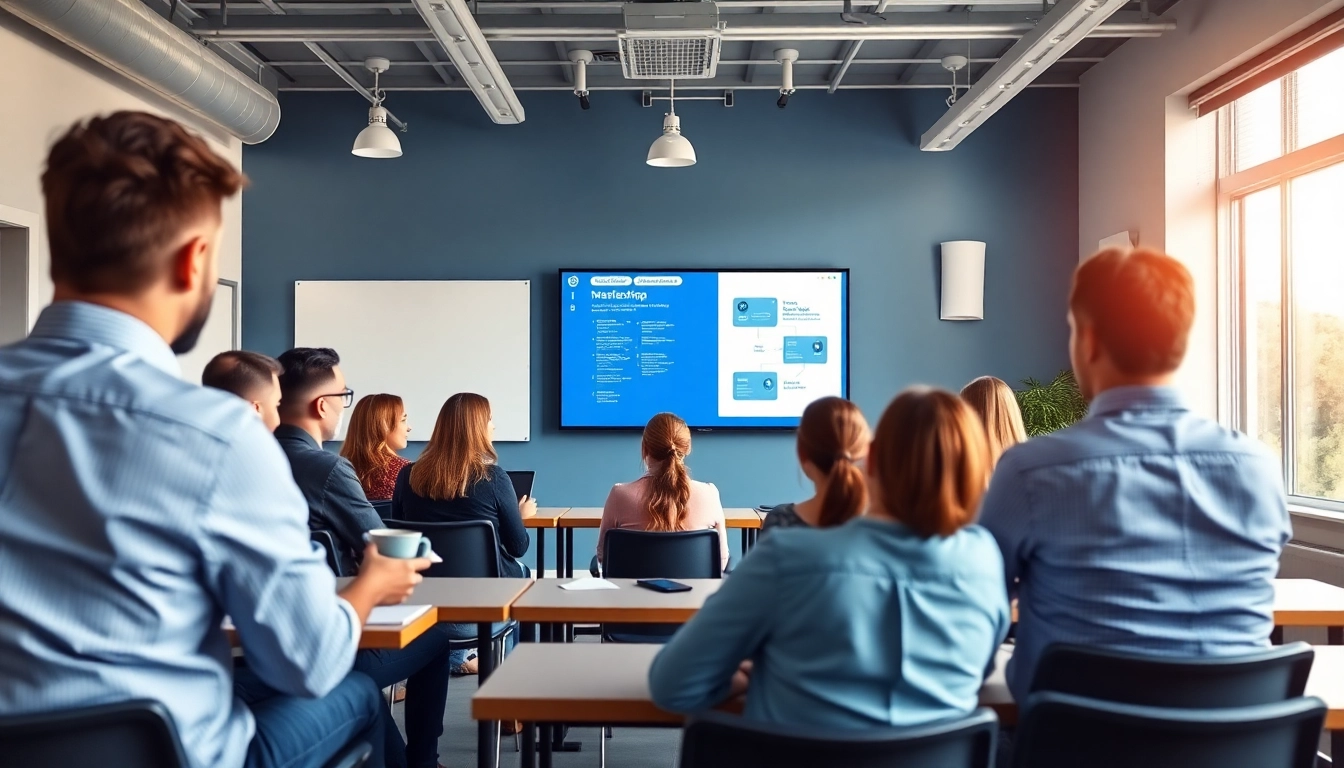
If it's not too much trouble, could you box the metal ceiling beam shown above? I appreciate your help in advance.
[281,81,1079,92]
[305,43,408,129]
[892,5,967,86]
[142,0,282,88]
[744,7,777,84]
[387,4,457,84]
[263,56,1103,67]
[186,1,1077,10]
[190,11,1176,43]
[825,0,893,92]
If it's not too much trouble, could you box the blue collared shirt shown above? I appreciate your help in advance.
[649,517,1011,729]
[0,302,360,768]
[980,385,1291,700]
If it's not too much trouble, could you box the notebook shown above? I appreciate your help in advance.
[366,604,433,627]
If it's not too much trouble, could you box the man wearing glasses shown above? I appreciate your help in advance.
[276,347,382,565]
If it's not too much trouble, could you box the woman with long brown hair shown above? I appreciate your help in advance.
[340,393,411,501]
[761,396,870,534]
[390,392,535,577]
[649,388,1010,729]
[597,412,729,571]
[960,376,1027,468]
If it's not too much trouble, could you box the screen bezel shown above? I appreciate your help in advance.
[557,267,851,432]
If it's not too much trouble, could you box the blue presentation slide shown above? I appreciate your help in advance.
[560,270,848,429]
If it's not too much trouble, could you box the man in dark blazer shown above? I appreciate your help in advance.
[275,347,383,564]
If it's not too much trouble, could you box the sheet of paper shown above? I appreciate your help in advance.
[366,604,433,627]
[558,578,620,591]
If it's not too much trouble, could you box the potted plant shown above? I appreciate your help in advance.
[1016,370,1088,437]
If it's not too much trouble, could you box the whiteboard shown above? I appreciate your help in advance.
[294,280,531,442]
[177,279,237,385]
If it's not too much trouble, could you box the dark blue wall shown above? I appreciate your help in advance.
[242,88,1078,562]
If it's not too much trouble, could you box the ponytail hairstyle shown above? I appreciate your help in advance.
[797,396,871,527]
[641,412,693,531]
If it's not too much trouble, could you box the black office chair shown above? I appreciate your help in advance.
[1011,692,1325,768]
[1030,641,1315,707]
[601,528,722,644]
[0,699,373,768]
[370,500,393,520]
[311,529,350,577]
[678,708,998,768]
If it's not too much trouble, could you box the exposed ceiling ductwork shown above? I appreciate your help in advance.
[0,0,282,143]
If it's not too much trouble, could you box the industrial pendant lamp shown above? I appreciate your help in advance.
[647,79,696,168]
[352,57,402,159]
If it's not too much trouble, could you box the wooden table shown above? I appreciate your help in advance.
[476,642,1344,767]
[525,508,569,579]
[724,507,763,553]
[1272,579,1344,644]
[509,578,724,625]
[226,609,438,651]
[341,577,533,768]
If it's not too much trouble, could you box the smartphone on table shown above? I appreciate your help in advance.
[635,579,693,593]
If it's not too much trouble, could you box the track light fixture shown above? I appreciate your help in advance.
[775,48,798,109]
[352,57,402,159]
[569,49,593,110]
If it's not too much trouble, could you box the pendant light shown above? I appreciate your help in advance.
[647,79,696,168]
[352,57,402,159]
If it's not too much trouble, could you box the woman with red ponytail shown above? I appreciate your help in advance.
[598,412,729,571]
[761,396,871,534]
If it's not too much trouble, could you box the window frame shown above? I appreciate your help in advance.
[1219,92,1344,517]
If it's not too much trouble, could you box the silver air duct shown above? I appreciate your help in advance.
[0,0,281,144]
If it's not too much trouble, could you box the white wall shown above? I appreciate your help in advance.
[1078,0,1344,419]
[0,11,243,361]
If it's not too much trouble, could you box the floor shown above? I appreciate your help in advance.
[392,635,681,768]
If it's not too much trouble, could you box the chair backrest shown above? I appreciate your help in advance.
[602,529,722,643]
[1011,692,1325,768]
[383,518,499,578]
[678,708,997,768]
[311,529,349,577]
[1030,642,1314,708]
[603,529,723,580]
[370,500,393,519]
[0,699,188,768]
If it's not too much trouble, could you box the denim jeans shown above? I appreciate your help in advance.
[354,623,455,768]
[234,665,385,768]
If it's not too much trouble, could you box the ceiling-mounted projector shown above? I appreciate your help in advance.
[619,2,722,80]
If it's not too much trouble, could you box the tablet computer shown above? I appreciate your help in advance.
[506,470,535,501]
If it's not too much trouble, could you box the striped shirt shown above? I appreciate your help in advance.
[0,302,360,768]
[980,385,1291,701]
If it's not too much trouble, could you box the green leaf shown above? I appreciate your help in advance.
[1015,369,1088,437]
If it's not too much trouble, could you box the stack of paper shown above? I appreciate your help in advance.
[559,578,620,591]
[366,604,433,627]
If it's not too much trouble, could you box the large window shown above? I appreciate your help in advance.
[1222,46,1344,508]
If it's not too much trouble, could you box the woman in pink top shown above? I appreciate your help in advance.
[598,412,730,571]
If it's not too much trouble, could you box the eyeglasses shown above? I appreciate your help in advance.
[319,388,355,409]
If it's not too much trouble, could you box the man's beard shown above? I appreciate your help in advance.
[171,284,215,355]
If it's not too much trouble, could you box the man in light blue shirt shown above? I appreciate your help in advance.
[0,112,428,768]
[980,247,1291,701]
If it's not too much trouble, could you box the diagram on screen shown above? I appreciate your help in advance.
[718,274,844,417]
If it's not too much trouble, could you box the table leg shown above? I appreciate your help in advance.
[522,721,536,768]
[1333,730,1343,766]
[536,529,546,580]
[477,622,499,768]
[564,529,576,642]
[1271,626,1284,645]
[740,529,749,558]
[540,725,553,768]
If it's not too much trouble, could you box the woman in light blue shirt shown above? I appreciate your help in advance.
[648,388,1010,729]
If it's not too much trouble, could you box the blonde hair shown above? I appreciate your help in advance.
[340,394,405,491]
[960,376,1027,467]
[869,388,991,539]
[410,393,496,500]
[641,413,693,531]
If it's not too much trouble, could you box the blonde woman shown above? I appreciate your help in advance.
[960,376,1027,467]
[340,393,411,501]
